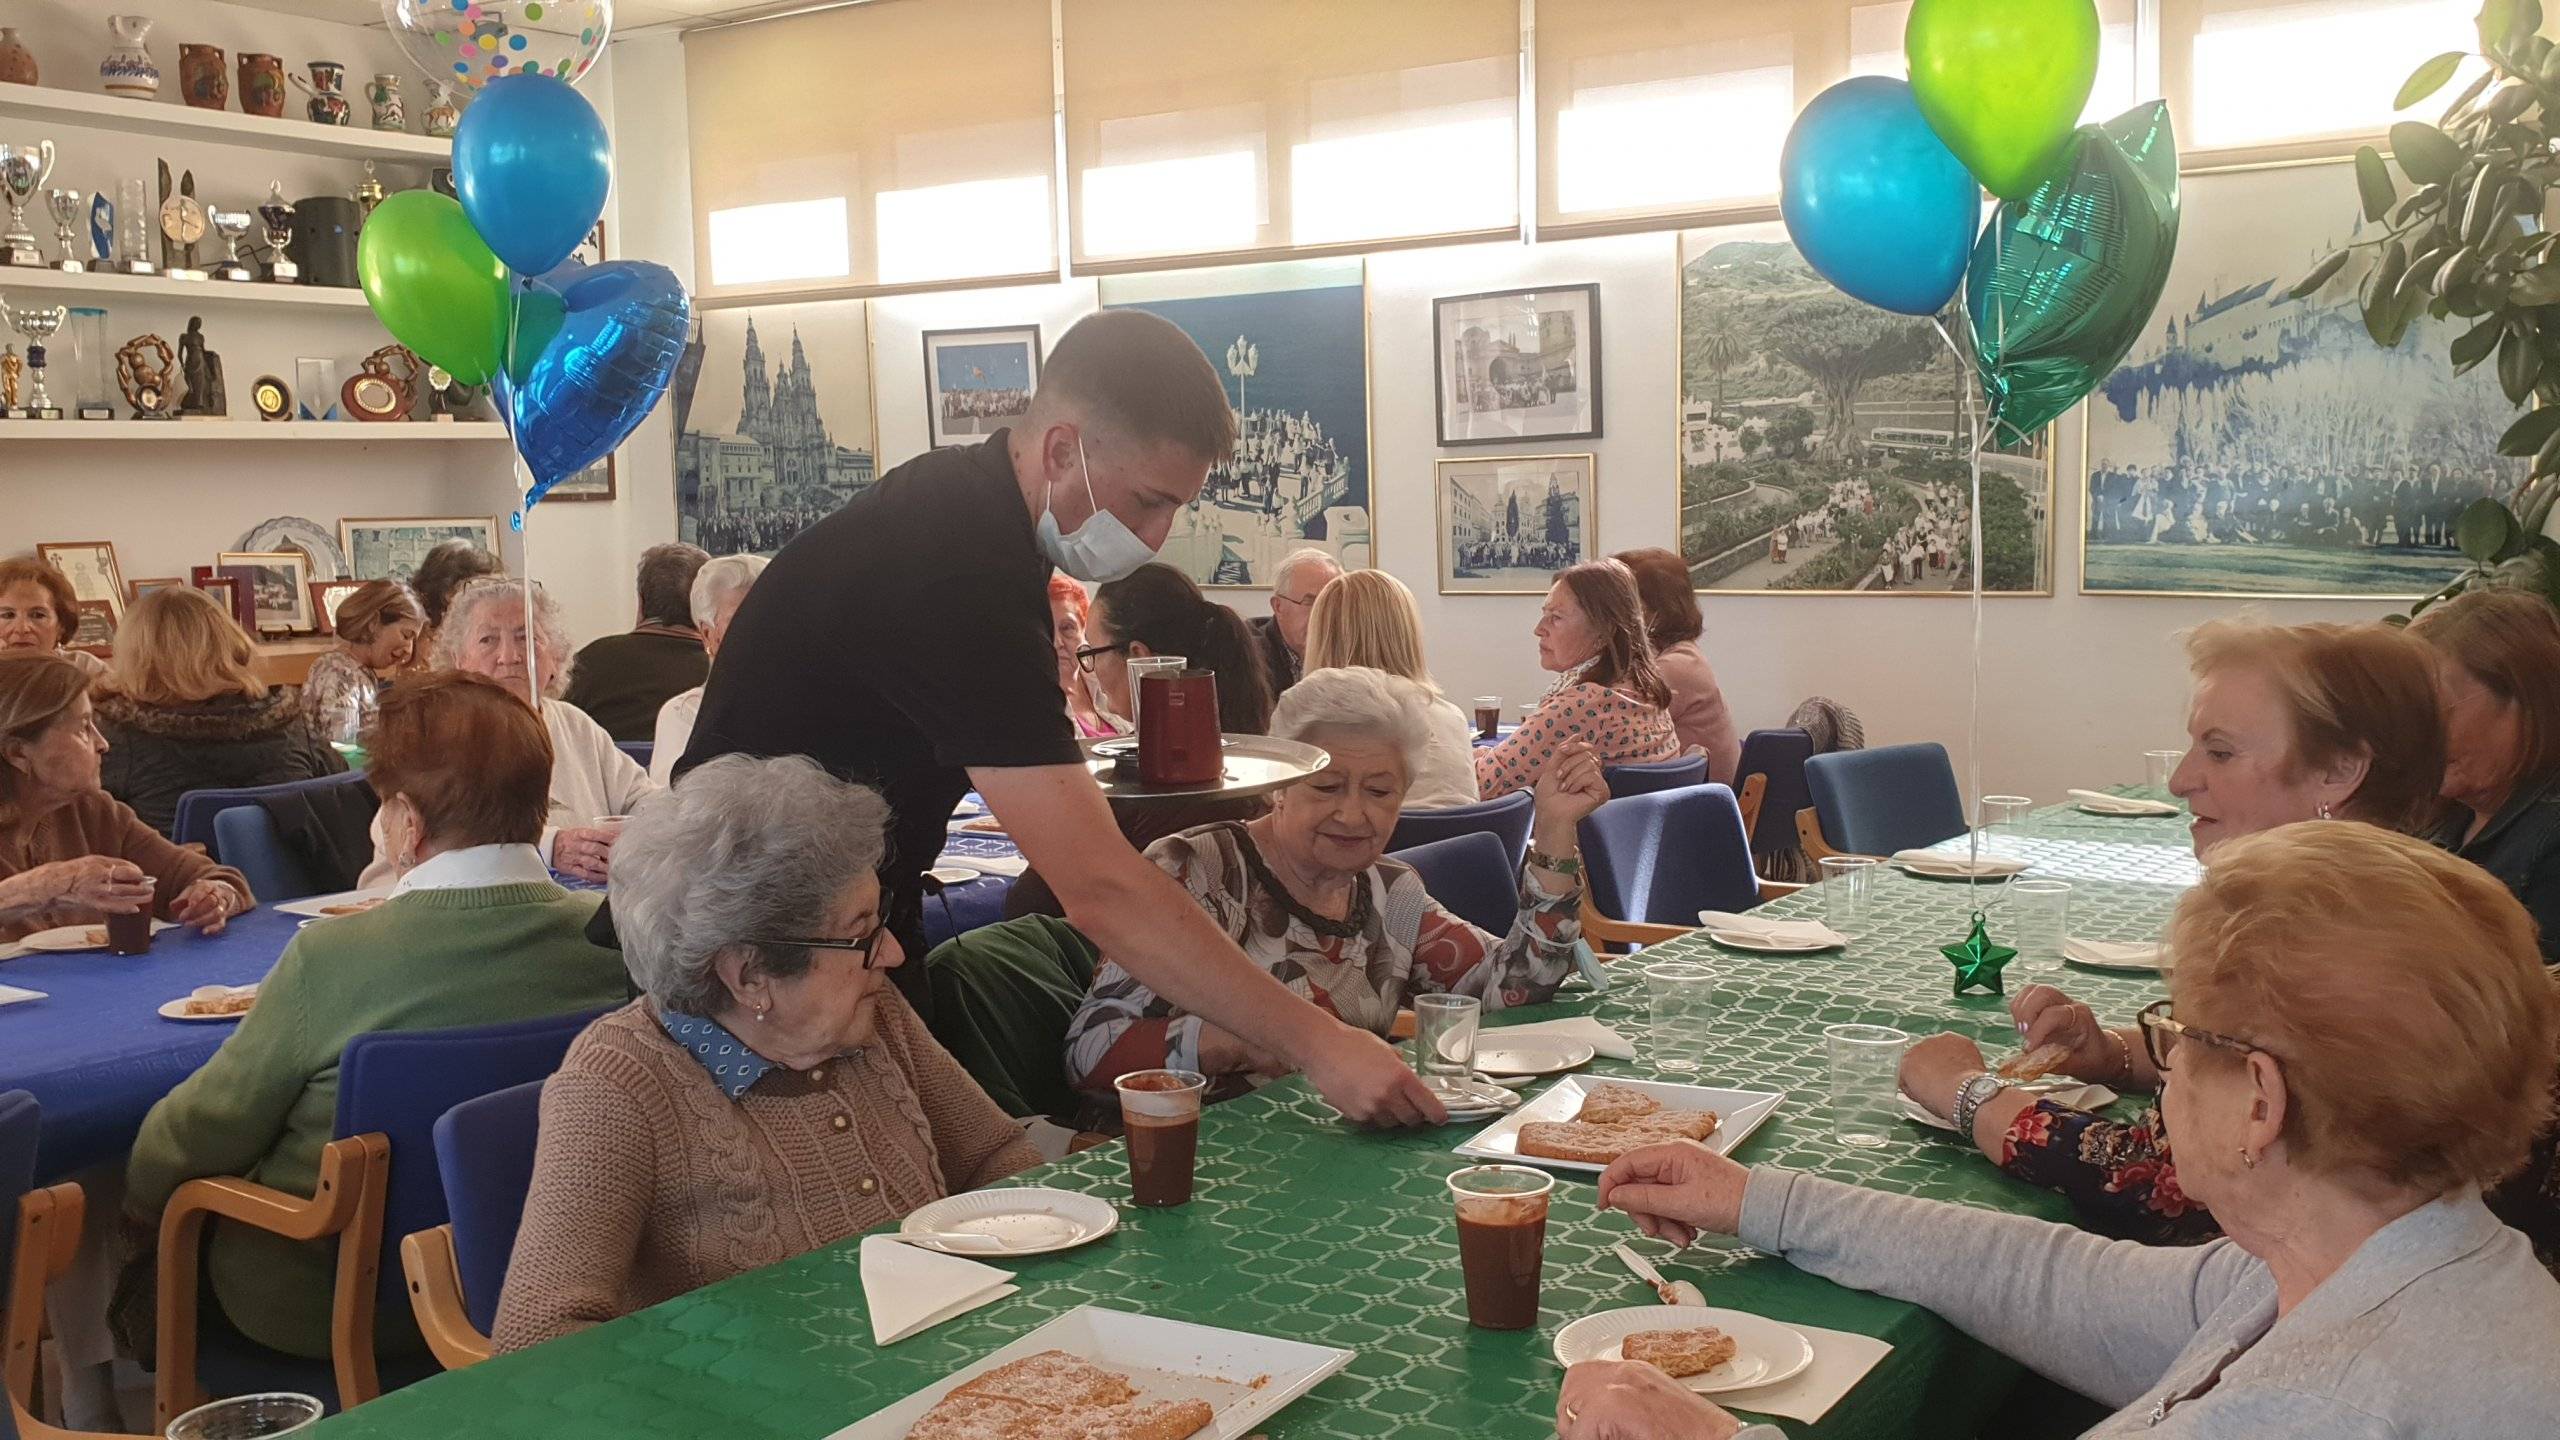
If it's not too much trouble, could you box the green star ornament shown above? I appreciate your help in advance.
[1942,910,2017,995]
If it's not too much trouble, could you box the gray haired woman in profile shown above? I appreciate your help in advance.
[492,754,1039,1353]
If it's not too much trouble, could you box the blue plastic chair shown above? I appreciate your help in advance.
[172,770,375,860]
[1732,728,1816,861]
[157,1008,607,1421]
[1579,784,1760,949]
[1387,831,1518,936]
[1804,742,1965,857]
[0,1090,35,1318]
[212,806,323,902]
[428,1080,546,1340]
[1387,789,1535,866]
[615,741,653,771]
[1603,755,1707,798]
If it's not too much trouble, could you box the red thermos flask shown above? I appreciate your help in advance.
[1138,667,1223,785]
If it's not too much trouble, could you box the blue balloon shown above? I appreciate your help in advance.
[454,73,611,277]
[1780,76,1981,316]
[507,260,691,519]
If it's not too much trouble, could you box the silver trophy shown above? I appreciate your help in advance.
[209,210,254,281]
[4,300,67,419]
[0,141,54,268]
[46,190,85,273]
[256,183,297,283]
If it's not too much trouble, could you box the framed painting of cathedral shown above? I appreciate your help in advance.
[546,455,616,502]
[676,300,879,558]
[1436,454,1595,594]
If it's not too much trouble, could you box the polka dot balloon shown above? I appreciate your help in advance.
[381,0,612,96]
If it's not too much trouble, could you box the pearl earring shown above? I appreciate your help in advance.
[2315,802,2334,821]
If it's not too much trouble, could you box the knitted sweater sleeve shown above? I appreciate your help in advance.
[887,993,1042,1190]
[491,1058,660,1354]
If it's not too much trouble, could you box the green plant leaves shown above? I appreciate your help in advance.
[2482,0,2519,52]
[2389,121,2465,184]
[2502,321,2547,401]
[2399,52,2469,110]
[2356,146,2397,221]
[2498,405,2560,457]
[2461,498,2520,562]
[2455,315,2506,373]
[2290,248,2353,300]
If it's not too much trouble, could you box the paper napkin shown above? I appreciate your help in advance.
[1719,1323,1893,1425]
[936,853,1029,878]
[1891,848,2027,874]
[858,1236,1019,1345]
[1483,1015,1635,1061]
[2067,789,2180,816]
[0,983,44,1007]
[2063,937,2165,969]
[1697,911,1849,948]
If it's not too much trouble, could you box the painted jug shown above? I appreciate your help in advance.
[291,60,349,126]
[237,53,284,118]
[178,43,227,110]
[0,27,37,87]
[367,73,403,132]
[423,79,461,139]
[99,15,158,100]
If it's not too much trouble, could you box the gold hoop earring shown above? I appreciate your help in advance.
[2238,1147,2258,1169]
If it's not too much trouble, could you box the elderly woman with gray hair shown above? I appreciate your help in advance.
[357,577,656,886]
[492,755,1041,1353]
[1066,666,1609,1096]
[647,553,768,786]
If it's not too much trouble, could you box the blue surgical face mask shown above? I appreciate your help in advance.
[1037,434,1159,583]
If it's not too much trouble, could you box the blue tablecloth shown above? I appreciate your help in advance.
[926,828,1020,949]
[0,905,303,1182]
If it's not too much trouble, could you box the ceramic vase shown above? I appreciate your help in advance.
[366,73,402,132]
[291,61,349,126]
[0,28,37,87]
[237,53,283,118]
[178,43,227,110]
[99,15,158,100]
[422,80,461,139]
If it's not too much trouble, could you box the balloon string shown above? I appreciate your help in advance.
[1931,314,1990,917]
[503,278,538,714]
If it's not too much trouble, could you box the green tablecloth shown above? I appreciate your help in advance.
[314,804,2194,1440]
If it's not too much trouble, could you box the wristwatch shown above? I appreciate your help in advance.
[1951,1073,2013,1135]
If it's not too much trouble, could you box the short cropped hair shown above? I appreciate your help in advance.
[2171,821,2559,1194]
[2409,588,2560,797]
[2183,618,2445,834]
[691,555,769,628]
[1272,548,1342,597]
[364,671,554,849]
[1036,310,1236,463]
[109,586,265,705]
[1046,572,1090,630]
[1303,569,1437,693]
[0,558,80,646]
[1613,547,1705,649]
[609,755,892,1018]
[1269,665,1434,786]
[437,577,575,698]
[330,580,421,647]
[636,543,711,628]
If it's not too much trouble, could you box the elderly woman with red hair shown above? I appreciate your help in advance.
[1048,572,1118,738]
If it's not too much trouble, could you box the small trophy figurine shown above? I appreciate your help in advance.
[0,141,52,267]
[256,183,296,283]
[208,210,253,281]
[87,191,111,266]
[46,189,84,272]
[115,331,174,419]
[4,301,67,420]
[353,159,384,219]
[0,344,20,418]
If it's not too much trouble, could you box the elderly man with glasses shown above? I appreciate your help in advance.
[1247,546,1343,692]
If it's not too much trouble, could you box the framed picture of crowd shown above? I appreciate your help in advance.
[1673,223,2053,596]
[1433,284,1602,446]
[1099,259,1373,588]
[1437,454,1595,594]
[546,455,617,502]
[676,299,879,558]
[923,325,1039,449]
[2081,159,2524,598]
[339,517,503,584]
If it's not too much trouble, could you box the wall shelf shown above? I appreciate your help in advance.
[0,265,373,311]
[3,420,511,441]
[0,81,450,164]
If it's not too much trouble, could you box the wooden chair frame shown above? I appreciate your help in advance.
[1734,773,1768,838]
[153,1131,391,1430]
[398,1226,491,1371]
[1578,877,1809,954]
[6,1183,122,1440]
[1795,806,1862,866]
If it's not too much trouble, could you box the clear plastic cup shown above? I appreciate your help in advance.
[2144,749,2185,796]
[165,1393,325,1440]
[1112,1068,1206,1207]
[1826,1023,1909,1148]
[2010,879,2071,972]
[1412,993,1481,1097]
[1447,1165,1554,1330]
[1472,696,1502,740]
[1642,961,1717,1074]
[1819,855,1881,938]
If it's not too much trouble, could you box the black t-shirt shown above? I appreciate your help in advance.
[678,430,1082,979]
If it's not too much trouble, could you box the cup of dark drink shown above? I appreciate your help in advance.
[1114,1068,1207,1207]
[1448,1164,1554,1329]
[1472,696,1502,740]
[106,877,157,955]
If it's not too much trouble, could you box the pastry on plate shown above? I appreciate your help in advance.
[1997,1041,2073,1083]
[180,986,256,1017]
[1622,1326,1738,1378]
[1516,1089,1722,1165]
[910,1351,1210,1440]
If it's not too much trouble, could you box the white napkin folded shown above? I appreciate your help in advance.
[937,853,1029,878]
[1904,1082,2117,1132]
[1717,1323,1893,1424]
[1482,1015,1635,1061]
[2067,788,2180,816]
[2063,937,2166,970]
[1698,911,1848,948]
[1890,848,2028,875]
[858,1235,1018,1345]
[0,982,44,1007]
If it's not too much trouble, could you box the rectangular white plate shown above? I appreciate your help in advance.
[825,1305,1355,1440]
[1453,1076,1785,1173]
[274,887,393,919]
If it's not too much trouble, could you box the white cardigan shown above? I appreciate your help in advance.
[358,698,657,887]
[1405,695,1483,811]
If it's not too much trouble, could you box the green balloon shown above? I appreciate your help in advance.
[1967,101,2181,447]
[356,190,511,386]
[507,282,567,387]
[1907,0,2099,200]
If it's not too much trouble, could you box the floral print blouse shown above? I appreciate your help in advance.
[1064,821,1582,1094]
[1474,681,1678,799]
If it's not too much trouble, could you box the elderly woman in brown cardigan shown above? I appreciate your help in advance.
[0,654,251,943]
[493,754,1040,1353]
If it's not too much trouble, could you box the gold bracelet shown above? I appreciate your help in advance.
[1525,845,1581,877]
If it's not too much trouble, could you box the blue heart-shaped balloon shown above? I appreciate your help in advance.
[504,259,691,520]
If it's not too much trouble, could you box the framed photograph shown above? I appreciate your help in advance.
[218,551,314,634]
[923,325,1040,449]
[189,573,243,631]
[67,600,116,655]
[546,455,617,502]
[310,579,365,636]
[338,516,503,583]
[1434,284,1602,446]
[678,300,878,557]
[1438,454,1596,594]
[1099,259,1372,587]
[572,221,606,267]
[127,577,184,605]
[2083,159,2522,598]
[1675,222,2053,596]
[36,542,125,622]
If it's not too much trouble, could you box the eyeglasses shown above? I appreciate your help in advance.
[2136,999,2275,1073]
[1074,641,1130,673]
[1271,591,1321,610]
[752,928,892,970]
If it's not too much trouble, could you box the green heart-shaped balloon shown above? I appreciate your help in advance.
[356,190,511,386]
[1907,0,2100,200]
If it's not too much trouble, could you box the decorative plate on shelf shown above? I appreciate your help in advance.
[232,517,347,581]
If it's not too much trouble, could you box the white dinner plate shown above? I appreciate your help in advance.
[1472,1034,1596,1077]
[1901,1081,2118,1131]
[827,1306,1354,1440]
[1553,1305,1816,1396]
[897,1186,1119,1257]
[1704,928,1842,954]
[2063,938,2168,973]
[924,866,981,885]
[1435,1077,1527,1123]
[16,921,174,953]
[1452,1076,1784,1173]
[2074,800,2179,817]
[274,888,392,920]
[158,985,258,1022]
[1893,855,2030,880]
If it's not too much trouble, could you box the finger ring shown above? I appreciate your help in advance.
[1561,1405,1579,1424]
